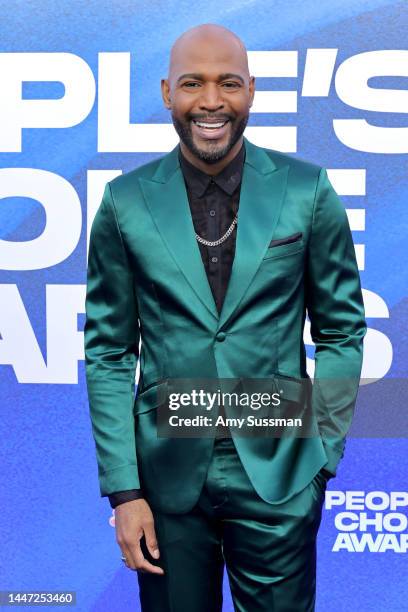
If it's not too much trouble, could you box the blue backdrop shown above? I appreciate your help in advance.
[1,1,407,610]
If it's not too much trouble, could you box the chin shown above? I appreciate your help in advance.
[192,139,233,163]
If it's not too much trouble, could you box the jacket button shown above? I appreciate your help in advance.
[216,332,226,342]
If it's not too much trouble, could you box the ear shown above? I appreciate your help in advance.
[249,75,256,108]
[161,78,171,109]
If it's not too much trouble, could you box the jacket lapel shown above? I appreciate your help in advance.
[138,147,219,321]
[138,136,289,328]
[217,138,289,330]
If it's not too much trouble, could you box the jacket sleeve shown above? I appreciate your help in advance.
[84,182,141,496]
[305,168,367,477]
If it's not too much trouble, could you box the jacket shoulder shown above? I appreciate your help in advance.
[261,146,322,182]
[107,154,167,203]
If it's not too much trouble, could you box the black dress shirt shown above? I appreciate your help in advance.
[108,141,246,509]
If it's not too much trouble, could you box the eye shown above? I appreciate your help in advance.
[222,82,241,88]
[182,82,201,88]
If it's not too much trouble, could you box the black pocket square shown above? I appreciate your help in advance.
[268,232,303,248]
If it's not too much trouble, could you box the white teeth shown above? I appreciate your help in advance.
[194,121,227,129]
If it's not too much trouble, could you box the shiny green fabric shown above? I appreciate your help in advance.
[84,136,366,513]
[137,437,327,611]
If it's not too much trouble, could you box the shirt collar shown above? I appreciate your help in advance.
[178,140,246,198]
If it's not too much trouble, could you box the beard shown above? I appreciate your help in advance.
[171,112,249,164]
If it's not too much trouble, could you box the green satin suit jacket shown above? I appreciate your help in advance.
[84,136,367,513]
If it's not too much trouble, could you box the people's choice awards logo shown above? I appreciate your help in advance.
[325,491,408,553]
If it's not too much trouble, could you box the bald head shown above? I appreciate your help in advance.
[168,24,250,86]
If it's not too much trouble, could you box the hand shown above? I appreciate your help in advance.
[115,498,165,575]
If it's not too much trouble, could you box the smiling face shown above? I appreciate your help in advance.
[162,25,255,173]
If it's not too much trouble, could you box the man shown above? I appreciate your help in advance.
[84,23,366,611]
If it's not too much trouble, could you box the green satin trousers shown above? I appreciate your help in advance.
[137,437,327,611]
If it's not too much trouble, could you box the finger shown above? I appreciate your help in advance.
[131,540,164,574]
[143,521,160,559]
[131,546,164,575]
[119,544,137,570]
[137,558,165,575]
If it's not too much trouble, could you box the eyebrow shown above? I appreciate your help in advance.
[176,72,245,85]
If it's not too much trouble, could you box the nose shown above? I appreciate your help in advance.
[198,82,224,111]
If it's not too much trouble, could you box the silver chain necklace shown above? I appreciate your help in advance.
[195,213,238,247]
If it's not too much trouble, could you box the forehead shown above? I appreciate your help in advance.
[170,37,247,79]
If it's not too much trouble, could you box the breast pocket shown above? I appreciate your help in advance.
[262,237,304,260]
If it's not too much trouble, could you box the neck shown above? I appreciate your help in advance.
[179,137,244,176]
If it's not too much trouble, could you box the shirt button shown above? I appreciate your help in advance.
[209,209,216,216]
[211,256,218,263]
[216,332,226,342]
